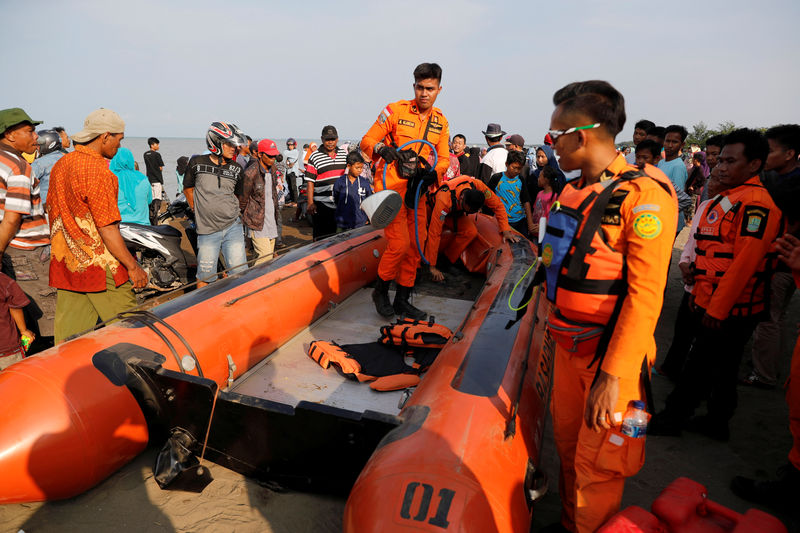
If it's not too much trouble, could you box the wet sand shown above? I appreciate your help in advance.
[2,215,798,532]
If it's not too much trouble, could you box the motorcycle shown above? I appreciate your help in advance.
[120,195,198,297]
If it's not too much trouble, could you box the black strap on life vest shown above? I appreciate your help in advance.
[565,170,645,281]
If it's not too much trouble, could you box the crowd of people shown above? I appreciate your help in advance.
[1,61,799,532]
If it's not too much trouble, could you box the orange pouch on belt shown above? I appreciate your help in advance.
[546,309,605,357]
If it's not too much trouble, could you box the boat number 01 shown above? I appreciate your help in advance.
[399,481,456,528]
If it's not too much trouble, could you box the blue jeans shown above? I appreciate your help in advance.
[196,220,248,282]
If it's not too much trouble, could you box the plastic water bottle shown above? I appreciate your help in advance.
[621,400,648,438]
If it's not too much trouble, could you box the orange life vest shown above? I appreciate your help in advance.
[541,168,673,356]
[694,184,774,317]
[307,340,422,391]
[544,170,646,323]
[379,317,453,350]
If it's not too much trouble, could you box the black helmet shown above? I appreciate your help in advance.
[36,129,62,156]
[206,122,237,156]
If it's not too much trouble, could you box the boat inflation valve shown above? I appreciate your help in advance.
[361,189,403,229]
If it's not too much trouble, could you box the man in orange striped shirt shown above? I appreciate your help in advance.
[0,107,53,340]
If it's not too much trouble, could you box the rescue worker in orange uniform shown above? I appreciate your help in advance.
[650,129,780,442]
[731,159,800,510]
[360,63,450,320]
[424,176,518,281]
[540,81,677,533]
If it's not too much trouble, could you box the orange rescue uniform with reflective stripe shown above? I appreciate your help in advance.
[692,176,780,320]
[424,176,512,266]
[361,99,450,286]
[550,154,677,533]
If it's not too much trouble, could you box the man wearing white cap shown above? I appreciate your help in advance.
[47,108,148,343]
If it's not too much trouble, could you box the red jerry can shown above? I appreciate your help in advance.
[596,505,668,532]
[651,477,787,533]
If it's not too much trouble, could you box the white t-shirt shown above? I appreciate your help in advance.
[481,145,508,175]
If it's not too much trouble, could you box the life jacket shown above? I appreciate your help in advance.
[541,168,672,356]
[379,317,453,350]
[307,340,421,391]
[693,184,775,318]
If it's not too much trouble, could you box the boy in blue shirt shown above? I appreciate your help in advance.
[487,150,534,237]
[333,151,373,231]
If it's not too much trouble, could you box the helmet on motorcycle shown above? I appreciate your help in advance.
[206,122,238,156]
[36,129,62,156]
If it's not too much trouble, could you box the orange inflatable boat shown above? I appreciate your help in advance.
[0,216,553,533]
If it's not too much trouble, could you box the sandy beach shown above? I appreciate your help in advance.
[1,216,798,532]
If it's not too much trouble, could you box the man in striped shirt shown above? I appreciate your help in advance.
[305,125,348,240]
[0,108,54,341]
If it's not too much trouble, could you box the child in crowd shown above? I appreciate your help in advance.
[333,151,373,231]
[0,272,34,370]
[530,166,559,240]
[635,139,663,168]
[488,150,534,237]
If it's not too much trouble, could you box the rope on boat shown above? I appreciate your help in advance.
[117,309,204,378]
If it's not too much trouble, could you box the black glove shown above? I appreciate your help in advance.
[395,149,420,179]
[375,143,398,165]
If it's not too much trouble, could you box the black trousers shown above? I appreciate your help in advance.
[286,172,299,203]
[663,308,759,424]
[660,290,696,378]
[312,203,337,241]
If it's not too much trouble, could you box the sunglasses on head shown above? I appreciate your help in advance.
[547,123,600,144]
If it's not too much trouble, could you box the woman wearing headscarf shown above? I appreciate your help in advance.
[531,144,567,194]
[110,147,152,225]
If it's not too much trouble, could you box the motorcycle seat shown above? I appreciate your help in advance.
[123,223,182,238]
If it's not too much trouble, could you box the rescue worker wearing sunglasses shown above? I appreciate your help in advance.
[540,81,677,533]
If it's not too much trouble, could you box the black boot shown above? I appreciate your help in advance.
[393,285,427,320]
[731,463,800,510]
[372,277,395,318]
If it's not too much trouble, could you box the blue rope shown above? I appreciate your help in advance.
[380,139,438,265]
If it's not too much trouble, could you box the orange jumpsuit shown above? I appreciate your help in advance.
[361,99,450,287]
[549,155,677,532]
[424,176,512,266]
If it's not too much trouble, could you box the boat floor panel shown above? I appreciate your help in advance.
[231,289,473,416]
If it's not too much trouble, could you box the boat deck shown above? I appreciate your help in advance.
[231,288,473,417]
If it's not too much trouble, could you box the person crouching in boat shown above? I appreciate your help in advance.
[425,176,518,282]
[360,62,451,320]
[540,80,677,533]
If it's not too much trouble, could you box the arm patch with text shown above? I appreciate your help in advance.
[740,206,769,239]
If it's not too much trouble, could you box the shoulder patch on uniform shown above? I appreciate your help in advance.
[632,203,661,214]
[741,206,769,239]
[633,213,662,240]
[484,190,492,199]
[378,105,392,124]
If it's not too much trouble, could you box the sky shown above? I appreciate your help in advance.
[5,0,799,144]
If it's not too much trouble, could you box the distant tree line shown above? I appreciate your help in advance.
[686,121,768,147]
